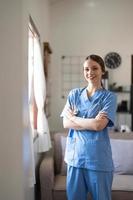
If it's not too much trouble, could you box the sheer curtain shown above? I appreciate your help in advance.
[29,32,51,152]
[33,37,51,152]
[28,24,51,188]
[28,32,36,186]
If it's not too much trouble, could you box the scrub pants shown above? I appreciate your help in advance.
[66,165,113,200]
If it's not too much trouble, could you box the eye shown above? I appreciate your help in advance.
[93,67,98,70]
[84,68,89,72]
[91,65,99,70]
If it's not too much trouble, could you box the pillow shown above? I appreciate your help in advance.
[110,139,133,175]
[60,136,67,175]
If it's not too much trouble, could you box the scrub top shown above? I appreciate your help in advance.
[61,87,117,172]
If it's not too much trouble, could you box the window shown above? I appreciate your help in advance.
[28,17,40,138]
[28,16,51,152]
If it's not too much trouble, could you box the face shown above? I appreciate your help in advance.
[83,58,103,85]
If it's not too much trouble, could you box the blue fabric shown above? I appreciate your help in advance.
[67,165,113,200]
[61,87,117,172]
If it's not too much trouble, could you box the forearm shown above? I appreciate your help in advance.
[63,118,84,130]
[62,108,108,131]
[70,116,108,131]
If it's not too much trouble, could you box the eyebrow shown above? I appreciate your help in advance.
[84,65,98,68]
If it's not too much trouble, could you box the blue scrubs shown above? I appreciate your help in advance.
[61,87,117,200]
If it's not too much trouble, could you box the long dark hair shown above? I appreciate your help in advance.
[85,54,105,73]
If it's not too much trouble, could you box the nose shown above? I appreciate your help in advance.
[88,69,94,75]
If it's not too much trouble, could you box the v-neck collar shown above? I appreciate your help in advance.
[82,87,104,102]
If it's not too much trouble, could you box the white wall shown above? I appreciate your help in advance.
[0,0,26,199]
[0,0,51,199]
[28,0,51,43]
[49,0,133,131]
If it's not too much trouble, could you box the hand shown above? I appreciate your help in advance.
[64,108,75,120]
[95,111,108,120]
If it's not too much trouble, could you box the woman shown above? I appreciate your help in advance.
[61,55,117,200]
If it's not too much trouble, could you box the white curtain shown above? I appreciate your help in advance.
[33,37,51,152]
[28,34,36,186]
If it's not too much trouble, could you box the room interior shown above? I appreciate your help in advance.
[31,0,133,199]
[49,0,133,133]
[0,0,133,200]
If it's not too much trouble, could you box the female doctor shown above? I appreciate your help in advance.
[61,54,117,200]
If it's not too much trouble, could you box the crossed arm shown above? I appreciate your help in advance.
[63,108,109,131]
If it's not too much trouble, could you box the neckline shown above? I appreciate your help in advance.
[86,87,104,99]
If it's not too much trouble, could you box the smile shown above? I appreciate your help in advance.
[87,76,95,79]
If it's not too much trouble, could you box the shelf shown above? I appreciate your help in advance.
[117,111,131,114]
[110,90,130,93]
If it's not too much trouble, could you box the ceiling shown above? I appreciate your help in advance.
[50,0,64,4]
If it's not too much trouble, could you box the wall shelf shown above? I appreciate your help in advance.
[109,86,132,130]
[110,90,130,93]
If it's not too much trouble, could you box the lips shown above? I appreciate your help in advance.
[87,76,95,80]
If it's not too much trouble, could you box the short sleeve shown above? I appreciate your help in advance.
[60,90,73,117]
[100,92,117,127]
[60,89,78,118]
